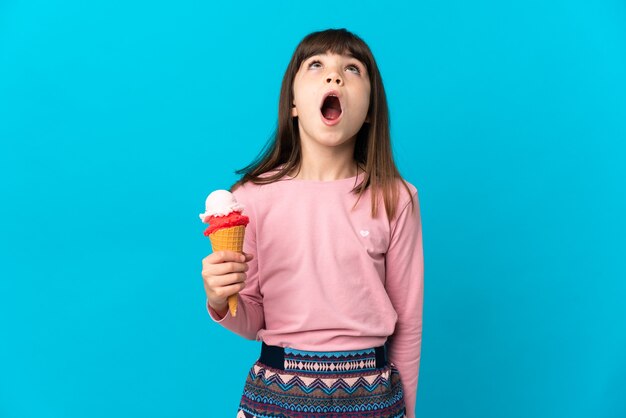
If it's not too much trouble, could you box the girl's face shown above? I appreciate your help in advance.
[291,52,371,152]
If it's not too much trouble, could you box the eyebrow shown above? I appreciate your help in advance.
[307,54,362,64]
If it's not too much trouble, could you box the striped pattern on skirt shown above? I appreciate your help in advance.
[237,345,406,418]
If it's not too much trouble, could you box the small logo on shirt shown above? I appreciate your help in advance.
[359,229,370,237]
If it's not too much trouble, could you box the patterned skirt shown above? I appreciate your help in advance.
[237,342,406,418]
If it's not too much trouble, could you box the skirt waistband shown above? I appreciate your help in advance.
[259,342,388,373]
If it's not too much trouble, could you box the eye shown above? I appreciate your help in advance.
[346,64,361,74]
[308,60,322,69]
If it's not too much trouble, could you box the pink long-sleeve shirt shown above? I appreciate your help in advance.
[206,169,424,417]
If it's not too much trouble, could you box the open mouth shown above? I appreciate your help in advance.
[321,95,342,121]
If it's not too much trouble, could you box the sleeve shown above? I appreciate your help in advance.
[205,184,265,341]
[384,188,424,418]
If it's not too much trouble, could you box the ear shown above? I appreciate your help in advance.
[291,103,298,117]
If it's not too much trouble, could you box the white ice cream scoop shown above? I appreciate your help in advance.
[199,189,245,220]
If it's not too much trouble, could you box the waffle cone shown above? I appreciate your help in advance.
[209,225,246,317]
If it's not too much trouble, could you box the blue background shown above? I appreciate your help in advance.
[1,1,625,417]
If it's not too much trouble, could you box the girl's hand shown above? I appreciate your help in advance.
[201,250,254,316]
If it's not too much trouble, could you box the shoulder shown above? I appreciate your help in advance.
[395,177,418,208]
[231,179,260,200]
[231,165,289,193]
[382,177,419,225]
[230,167,285,200]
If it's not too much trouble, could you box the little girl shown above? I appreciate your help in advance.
[201,28,424,418]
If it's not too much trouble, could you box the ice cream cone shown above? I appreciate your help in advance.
[209,225,246,317]
[208,225,245,252]
[200,190,250,318]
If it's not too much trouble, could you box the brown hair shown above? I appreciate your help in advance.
[230,28,414,220]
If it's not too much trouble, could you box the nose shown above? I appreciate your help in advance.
[326,72,343,85]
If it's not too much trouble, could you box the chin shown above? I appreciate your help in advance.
[322,138,356,149]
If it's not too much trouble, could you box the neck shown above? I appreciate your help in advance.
[291,143,358,181]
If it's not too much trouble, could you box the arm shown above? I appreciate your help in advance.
[206,251,264,340]
[385,189,424,418]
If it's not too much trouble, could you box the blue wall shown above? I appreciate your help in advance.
[1,1,625,417]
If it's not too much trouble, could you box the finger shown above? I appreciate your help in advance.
[210,261,248,276]
[212,274,246,296]
[243,252,254,260]
[211,271,246,288]
[219,282,246,298]
[203,253,234,270]
[209,250,245,264]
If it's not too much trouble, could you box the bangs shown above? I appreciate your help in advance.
[294,29,372,73]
